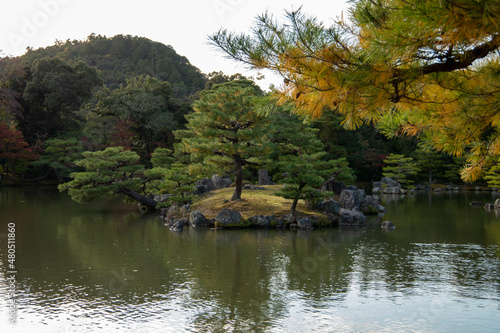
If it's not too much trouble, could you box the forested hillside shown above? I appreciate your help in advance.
[10,34,207,98]
[0,33,473,188]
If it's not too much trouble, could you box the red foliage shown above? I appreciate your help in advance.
[0,122,39,176]
[109,119,135,150]
[79,135,98,152]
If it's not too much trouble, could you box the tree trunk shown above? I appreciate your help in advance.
[121,187,157,210]
[231,155,243,201]
[291,182,306,213]
[291,198,299,213]
[258,169,272,185]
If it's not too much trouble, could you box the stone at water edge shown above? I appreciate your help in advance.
[339,208,366,227]
[215,209,243,227]
[494,198,500,209]
[169,221,184,232]
[297,217,313,230]
[190,211,209,227]
[484,203,495,210]
[380,220,396,230]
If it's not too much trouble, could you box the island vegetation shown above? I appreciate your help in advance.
[1,0,500,222]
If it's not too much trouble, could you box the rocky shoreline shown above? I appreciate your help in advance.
[162,185,387,232]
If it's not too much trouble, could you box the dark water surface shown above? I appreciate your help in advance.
[1,187,500,332]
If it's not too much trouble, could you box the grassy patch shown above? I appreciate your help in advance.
[190,185,324,219]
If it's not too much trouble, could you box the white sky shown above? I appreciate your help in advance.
[0,0,348,89]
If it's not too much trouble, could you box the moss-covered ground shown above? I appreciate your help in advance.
[190,185,324,219]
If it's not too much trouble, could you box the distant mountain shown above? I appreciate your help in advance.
[18,34,207,98]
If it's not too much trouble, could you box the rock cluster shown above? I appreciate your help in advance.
[372,177,403,194]
[194,174,232,195]
[162,185,385,231]
[482,198,500,210]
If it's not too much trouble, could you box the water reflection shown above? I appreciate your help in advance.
[0,187,500,332]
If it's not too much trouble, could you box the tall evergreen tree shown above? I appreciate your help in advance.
[176,80,272,201]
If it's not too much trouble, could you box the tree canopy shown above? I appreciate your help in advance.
[11,34,207,98]
[210,0,500,181]
[89,75,183,165]
[176,80,272,201]
[58,147,157,209]
[18,57,102,142]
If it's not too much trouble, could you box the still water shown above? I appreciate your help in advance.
[0,187,499,332]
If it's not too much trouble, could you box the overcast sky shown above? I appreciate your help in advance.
[1,0,348,89]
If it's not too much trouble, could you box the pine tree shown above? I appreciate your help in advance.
[33,138,85,181]
[382,154,419,188]
[269,109,355,212]
[58,147,157,209]
[144,148,194,206]
[485,159,500,189]
[275,154,353,213]
[210,0,500,181]
[175,80,272,201]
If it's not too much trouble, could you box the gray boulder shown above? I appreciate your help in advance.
[196,177,215,191]
[258,169,274,185]
[374,177,402,194]
[167,205,179,217]
[339,208,366,227]
[153,194,173,203]
[194,185,210,195]
[382,186,401,194]
[360,195,385,214]
[248,215,272,228]
[297,217,313,230]
[339,188,365,210]
[169,221,184,232]
[212,174,232,190]
[380,220,396,230]
[470,201,483,207]
[247,215,285,228]
[281,213,297,225]
[381,177,401,187]
[190,211,209,227]
[321,199,341,214]
[180,204,191,215]
[159,208,169,219]
[495,198,500,209]
[484,203,495,210]
[215,209,243,227]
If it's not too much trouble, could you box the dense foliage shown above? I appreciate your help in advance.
[176,80,272,200]
[16,34,207,97]
[58,147,157,209]
[211,0,500,181]
[1,19,486,209]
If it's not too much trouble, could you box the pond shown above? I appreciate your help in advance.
[0,187,500,332]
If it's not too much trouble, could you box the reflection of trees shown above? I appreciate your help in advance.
[3,188,500,331]
[50,217,364,331]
